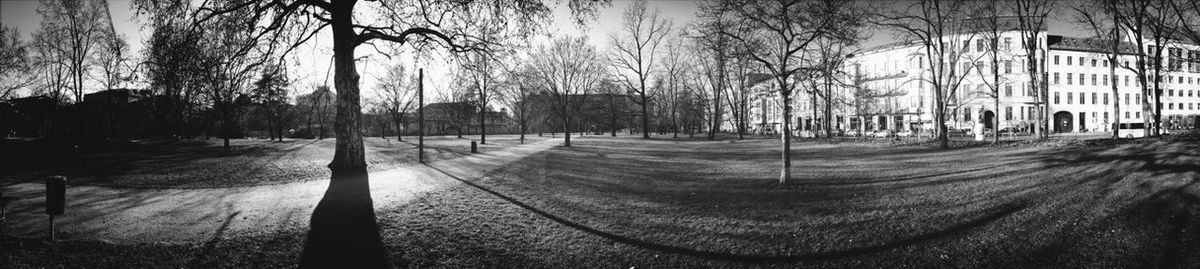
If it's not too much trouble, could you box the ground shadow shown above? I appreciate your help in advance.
[427,164,1025,263]
[299,171,388,268]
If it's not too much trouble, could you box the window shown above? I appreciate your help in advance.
[1104,112,1109,122]
[1092,92,1097,104]
[1136,112,1141,119]
[1125,60,1129,67]
[1103,75,1108,86]
[1005,84,1012,97]
[1057,92,1062,104]
[1103,93,1109,105]
[977,39,986,52]
[1091,74,1097,85]
[1079,56,1085,66]
[1006,106,1012,120]
[1125,76,1130,86]
[1004,60,1012,73]
[1004,37,1012,51]
[1135,93,1140,104]
[1067,56,1073,65]
[1170,103,1175,110]
[963,40,970,50]
[1054,73,1061,84]
[1091,59,1097,67]
[1021,106,1026,120]
[1125,111,1131,119]
[1055,55,1060,65]
[1080,73,1085,85]
[1169,89,1174,97]
[965,109,973,121]
[1125,93,1130,105]
[977,61,986,74]
[1103,59,1108,67]
[1067,73,1073,85]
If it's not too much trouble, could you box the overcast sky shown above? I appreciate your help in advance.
[1,0,1086,103]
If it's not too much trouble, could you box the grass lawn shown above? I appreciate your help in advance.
[0,134,546,188]
[377,135,1200,268]
[3,133,1197,268]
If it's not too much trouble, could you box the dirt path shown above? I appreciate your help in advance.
[1,140,559,244]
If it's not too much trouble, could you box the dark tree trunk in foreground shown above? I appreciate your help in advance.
[328,2,366,175]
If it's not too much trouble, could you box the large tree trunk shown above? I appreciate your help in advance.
[780,91,792,185]
[640,88,649,139]
[562,115,572,147]
[935,84,948,149]
[327,2,367,175]
[479,105,487,144]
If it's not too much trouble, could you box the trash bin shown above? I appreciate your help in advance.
[46,176,66,215]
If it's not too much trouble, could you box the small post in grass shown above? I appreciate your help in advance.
[46,175,67,242]
[418,68,425,164]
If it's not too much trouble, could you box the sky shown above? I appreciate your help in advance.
[1,0,1087,102]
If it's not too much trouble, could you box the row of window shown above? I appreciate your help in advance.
[1050,91,1200,110]
[1054,49,1200,73]
[993,107,1143,122]
[1051,72,1200,91]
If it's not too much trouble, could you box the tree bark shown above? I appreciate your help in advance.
[327,1,366,175]
[780,92,792,185]
[640,88,649,139]
[562,116,572,147]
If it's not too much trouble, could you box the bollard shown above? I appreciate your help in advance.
[46,176,66,241]
[471,141,477,153]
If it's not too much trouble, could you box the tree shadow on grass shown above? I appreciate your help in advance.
[427,163,1025,263]
[299,171,388,268]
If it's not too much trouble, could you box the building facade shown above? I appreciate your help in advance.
[756,28,1200,137]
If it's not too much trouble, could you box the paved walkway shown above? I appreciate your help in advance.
[1,140,558,244]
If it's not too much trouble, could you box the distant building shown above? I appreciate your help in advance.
[749,20,1200,137]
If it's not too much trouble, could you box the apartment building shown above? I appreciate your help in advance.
[757,29,1200,137]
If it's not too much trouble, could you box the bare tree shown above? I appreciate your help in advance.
[719,0,865,184]
[528,36,606,147]
[147,0,606,174]
[1,26,36,100]
[1113,0,1177,136]
[877,0,987,149]
[460,51,503,144]
[610,0,672,139]
[37,0,112,140]
[374,63,416,142]
[296,85,335,139]
[253,63,292,142]
[1012,0,1054,138]
[659,39,692,138]
[973,0,1007,144]
[498,61,538,144]
[808,36,861,139]
[593,79,628,136]
[1073,0,1123,139]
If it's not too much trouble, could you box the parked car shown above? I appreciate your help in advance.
[896,130,913,137]
[871,130,891,138]
[947,129,969,136]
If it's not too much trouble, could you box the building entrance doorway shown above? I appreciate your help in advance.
[982,110,995,130]
[1054,111,1073,133]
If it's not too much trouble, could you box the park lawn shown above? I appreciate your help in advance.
[0,135,546,188]
[376,135,1200,268]
[3,134,1197,268]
